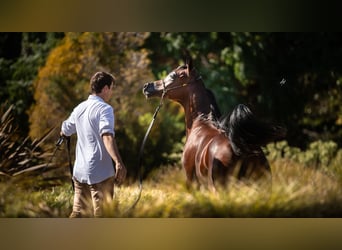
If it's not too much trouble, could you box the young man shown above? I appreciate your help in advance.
[61,71,127,217]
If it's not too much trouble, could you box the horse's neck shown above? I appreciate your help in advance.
[183,85,212,138]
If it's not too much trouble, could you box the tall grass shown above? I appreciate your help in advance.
[111,161,342,217]
[1,158,342,217]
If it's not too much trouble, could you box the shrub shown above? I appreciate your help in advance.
[0,103,55,181]
[265,140,341,170]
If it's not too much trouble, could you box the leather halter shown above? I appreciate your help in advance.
[161,74,202,96]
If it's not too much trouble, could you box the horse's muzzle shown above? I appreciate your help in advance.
[143,82,157,98]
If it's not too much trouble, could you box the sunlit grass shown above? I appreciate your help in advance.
[1,159,342,217]
[105,161,342,218]
[0,180,73,217]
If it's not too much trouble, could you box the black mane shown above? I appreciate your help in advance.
[206,89,221,119]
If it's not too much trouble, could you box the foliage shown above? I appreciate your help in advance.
[265,140,342,179]
[0,32,64,136]
[138,102,185,176]
[145,32,342,148]
[0,103,55,179]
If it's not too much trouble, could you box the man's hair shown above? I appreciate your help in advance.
[90,71,115,94]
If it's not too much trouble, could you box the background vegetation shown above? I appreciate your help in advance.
[1,32,342,217]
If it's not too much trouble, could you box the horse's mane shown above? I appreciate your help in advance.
[205,89,221,119]
[193,87,226,134]
[196,113,227,135]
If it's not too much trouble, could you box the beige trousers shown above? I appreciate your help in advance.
[69,176,114,218]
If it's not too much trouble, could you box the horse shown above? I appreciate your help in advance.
[143,56,286,192]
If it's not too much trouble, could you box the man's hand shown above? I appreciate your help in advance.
[102,133,127,185]
[114,162,127,185]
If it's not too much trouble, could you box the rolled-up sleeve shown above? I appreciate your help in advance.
[99,106,115,136]
[61,113,76,136]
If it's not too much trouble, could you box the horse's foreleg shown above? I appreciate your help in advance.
[183,160,196,190]
[185,167,194,189]
[182,151,195,190]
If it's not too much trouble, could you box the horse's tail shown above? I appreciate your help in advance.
[223,104,286,156]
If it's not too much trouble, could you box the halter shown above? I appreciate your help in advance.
[161,74,202,95]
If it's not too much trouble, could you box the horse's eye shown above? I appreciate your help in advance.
[164,71,177,83]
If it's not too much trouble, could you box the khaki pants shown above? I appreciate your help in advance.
[70,176,114,218]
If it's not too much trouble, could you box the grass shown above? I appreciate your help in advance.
[116,160,342,217]
[1,158,342,218]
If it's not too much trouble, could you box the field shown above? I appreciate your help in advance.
[1,154,342,218]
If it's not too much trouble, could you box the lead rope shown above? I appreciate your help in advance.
[43,135,63,173]
[121,87,167,215]
[65,137,74,191]
[46,136,74,191]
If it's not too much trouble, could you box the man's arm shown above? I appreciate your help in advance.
[102,133,127,184]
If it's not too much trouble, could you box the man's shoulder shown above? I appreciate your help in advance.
[91,99,113,115]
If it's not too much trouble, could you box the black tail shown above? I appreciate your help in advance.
[223,104,286,156]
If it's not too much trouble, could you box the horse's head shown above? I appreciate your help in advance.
[143,56,199,101]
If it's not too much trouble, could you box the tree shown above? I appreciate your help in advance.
[0,32,63,136]
[29,32,155,177]
[145,32,342,148]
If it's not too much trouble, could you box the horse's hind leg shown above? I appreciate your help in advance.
[238,152,272,193]
[207,163,217,193]
[212,158,231,186]
[239,152,271,180]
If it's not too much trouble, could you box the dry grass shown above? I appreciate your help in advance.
[1,159,342,217]
[106,160,342,217]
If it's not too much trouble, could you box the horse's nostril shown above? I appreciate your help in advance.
[144,82,154,90]
[143,83,152,94]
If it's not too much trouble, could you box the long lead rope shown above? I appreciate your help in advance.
[46,136,74,191]
[42,135,65,173]
[123,80,194,214]
[65,137,74,191]
[122,90,166,215]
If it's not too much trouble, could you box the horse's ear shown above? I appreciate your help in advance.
[186,56,193,71]
[183,49,193,75]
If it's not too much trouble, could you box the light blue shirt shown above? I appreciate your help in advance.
[61,95,115,184]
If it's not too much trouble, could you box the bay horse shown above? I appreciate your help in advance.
[143,56,286,192]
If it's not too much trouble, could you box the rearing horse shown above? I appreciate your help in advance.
[143,56,285,191]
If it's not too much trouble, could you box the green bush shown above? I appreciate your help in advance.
[265,140,341,170]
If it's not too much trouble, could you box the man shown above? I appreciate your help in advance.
[61,71,127,217]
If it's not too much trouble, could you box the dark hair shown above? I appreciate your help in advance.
[90,71,115,94]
